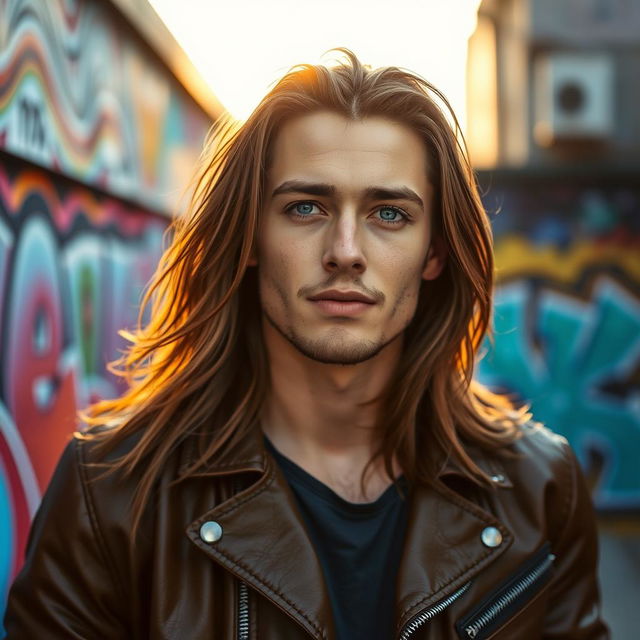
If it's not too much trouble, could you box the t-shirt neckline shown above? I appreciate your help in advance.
[263,434,407,515]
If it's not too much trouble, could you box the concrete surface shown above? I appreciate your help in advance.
[598,523,640,639]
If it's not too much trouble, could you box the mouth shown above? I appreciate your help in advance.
[307,289,376,317]
[307,289,376,304]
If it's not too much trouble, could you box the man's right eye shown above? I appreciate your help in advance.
[286,202,321,217]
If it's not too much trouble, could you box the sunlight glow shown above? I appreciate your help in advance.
[149,0,481,130]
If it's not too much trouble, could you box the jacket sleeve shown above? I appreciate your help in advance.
[543,440,610,639]
[3,438,128,639]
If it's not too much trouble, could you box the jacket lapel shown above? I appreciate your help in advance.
[395,462,513,634]
[184,440,334,640]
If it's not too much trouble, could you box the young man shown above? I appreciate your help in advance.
[4,51,608,639]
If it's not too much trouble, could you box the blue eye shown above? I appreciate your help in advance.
[377,206,406,223]
[292,202,317,216]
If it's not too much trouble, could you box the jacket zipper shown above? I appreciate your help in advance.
[238,580,250,640]
[462,552,555,639]
[232,473,251,640]
[399,582,471,639]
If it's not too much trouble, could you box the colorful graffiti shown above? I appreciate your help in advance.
[0,0,214,623]
[477,180,640,510]
[0,155,166,608]
[0,0,212,213]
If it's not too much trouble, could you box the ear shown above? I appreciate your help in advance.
[421,238,445,281]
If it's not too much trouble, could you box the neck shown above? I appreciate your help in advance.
[260,319,403,501]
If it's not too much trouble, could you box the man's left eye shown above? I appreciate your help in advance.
[376,206,406,223]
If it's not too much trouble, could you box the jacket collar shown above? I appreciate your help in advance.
[182,426,514,638]
[177,424,267,477]
[177,424,513,486]
[436,447,514,489]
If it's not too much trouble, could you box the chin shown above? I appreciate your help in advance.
[289,331,389,365]
[300,346,383,366]
[265,310,398,365]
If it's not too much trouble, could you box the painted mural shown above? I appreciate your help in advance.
[0,0,215,622]
[0,0,211,213]
[0,155,167,610]
[477,179,640,510]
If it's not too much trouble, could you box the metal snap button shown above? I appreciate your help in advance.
[491,474,505,484]
[481,526,503,548]
[200,520,223,543]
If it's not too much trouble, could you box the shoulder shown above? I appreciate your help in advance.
[486,421,591,545]
[70,425,237,532]
[48,426,167,551]
[508,420,575,473]
[45,427,146,528]
[484,419,576,482]
[6,430,138,622]
[460,419,577,491]
[459,419,582,498]
[75,424,145,463]
[514,419,570,451]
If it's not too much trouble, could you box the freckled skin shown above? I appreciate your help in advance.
[255,111,443,365]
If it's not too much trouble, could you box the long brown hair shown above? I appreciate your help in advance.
[78,49,525,535]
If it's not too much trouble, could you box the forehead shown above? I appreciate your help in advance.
[267,111,430,197]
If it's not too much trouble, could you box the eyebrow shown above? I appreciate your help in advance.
[271,180,425,209]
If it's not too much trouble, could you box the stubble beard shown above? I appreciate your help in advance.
[262,307,410,366]
[260,270,420,365]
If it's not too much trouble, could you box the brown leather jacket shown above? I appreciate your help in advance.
[4,422,609,639]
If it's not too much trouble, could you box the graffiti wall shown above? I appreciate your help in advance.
[0,154,167,606]
[477,176,640,510]
[0,0,213,618]
[0,0,211,213]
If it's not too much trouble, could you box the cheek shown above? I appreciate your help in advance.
[391,274,423,318]
[377,244,428,315]
[261,237,302,283]
[263,218,320,273]
[258,228,310,307]
[378,235,428,285]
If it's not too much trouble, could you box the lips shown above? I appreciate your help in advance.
[307,289,376,317]
[307,289,376,304]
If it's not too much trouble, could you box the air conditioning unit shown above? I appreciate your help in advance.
[534,52,614,146]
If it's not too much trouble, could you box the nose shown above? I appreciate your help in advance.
[322,212,367,276]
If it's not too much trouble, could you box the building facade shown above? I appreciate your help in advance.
[468,0,640,512]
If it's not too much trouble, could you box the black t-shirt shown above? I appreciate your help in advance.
[265,436,409,640]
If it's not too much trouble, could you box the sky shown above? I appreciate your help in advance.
[149,0,482,130]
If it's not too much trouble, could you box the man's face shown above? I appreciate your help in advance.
[255,111,443,365]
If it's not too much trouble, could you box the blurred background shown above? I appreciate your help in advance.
[0,0,638,636]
